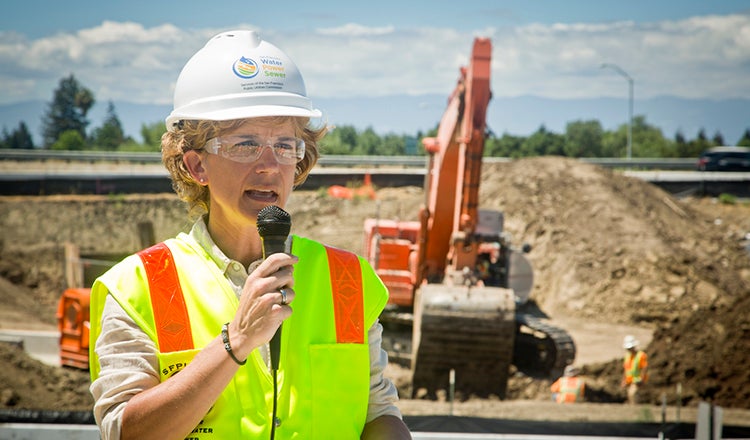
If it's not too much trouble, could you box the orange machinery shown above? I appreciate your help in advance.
[364,37,495,303]
[56,287,91,369]
[363,38,575,398]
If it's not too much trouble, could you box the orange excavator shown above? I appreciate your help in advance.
[363,38,575,398]
[57,287,91,369]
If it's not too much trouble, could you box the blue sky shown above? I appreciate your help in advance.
[1,1,749,141]
[5,0,750,38]
[2,0,749,103]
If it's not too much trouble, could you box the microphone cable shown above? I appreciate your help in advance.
[270,367,279,440]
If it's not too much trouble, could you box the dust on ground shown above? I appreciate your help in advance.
[1,156,750,423]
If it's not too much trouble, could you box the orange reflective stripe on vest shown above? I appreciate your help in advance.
[325,246,365,344]
[139,242,365,351]
[138,242,194,353]
[558,377,583,402]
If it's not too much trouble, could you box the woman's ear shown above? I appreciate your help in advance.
[183,150,208,185]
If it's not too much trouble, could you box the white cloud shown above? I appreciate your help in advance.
[316,23,396,37]
[0,14,748,106]
[0,23,218,105]
[488,14,750,99]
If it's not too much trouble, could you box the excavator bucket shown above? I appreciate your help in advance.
[411,284,516,399]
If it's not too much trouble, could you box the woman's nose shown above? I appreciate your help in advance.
[255,145,281,168]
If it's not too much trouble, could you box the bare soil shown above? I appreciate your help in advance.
[1,156,750,425]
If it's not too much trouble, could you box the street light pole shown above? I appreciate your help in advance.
[601,63,634,160]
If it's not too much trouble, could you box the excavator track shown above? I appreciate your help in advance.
[379,310,414,366]
[513,313,576,377]
[379,308,578,394]
[409,284,516,399]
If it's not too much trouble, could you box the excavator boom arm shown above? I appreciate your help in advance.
[418,38,493,284]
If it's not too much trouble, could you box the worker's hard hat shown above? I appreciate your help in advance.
[564,365,579,377]
[166,30,321,131]
[623,335,639,349]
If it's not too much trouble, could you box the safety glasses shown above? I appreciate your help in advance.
[203,134,305,165]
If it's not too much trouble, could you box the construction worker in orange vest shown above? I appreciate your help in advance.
[550,365,586,403]
[622,335,648,404]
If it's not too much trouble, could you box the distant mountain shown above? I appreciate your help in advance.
[1,95,747,147]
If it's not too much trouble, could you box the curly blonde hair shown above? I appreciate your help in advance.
[161,116,327,216]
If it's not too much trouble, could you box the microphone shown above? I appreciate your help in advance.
[257,205,292,372]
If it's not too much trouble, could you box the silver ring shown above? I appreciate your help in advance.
[279,288,288,306]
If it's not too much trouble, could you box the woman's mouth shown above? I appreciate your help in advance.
[246,189,278,203]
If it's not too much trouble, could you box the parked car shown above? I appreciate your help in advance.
[696,146,750,171]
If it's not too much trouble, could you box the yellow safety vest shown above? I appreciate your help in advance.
[553,377,584,403]
[90,233,388,439]
[623,350,648,385]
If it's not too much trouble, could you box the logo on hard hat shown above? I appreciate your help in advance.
[233,56,259,79]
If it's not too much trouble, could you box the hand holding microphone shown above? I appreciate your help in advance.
[227,206,295,366]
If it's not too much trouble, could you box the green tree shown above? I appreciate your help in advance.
[41,74,95,148]
[673,130,697,157]
[318,136,348,155]
[140,121,166,148]
[601,116,671,158]
[521,125,564,157]
[51,129,86,150]
[319,125,356,155]
[689,128,712,155]
[352,127,381,155]
[630,116,671,157]
[380,134,406,155]
[485,133,524,157]
[600,129,624,157]
[0,128,8,149]
[564,120,603,157]
[737,129,750,147]
[2,122,35,149]
[119,121,168,152]
[338,125,358,150]
[91,101,126,150]
[712,131,725,147]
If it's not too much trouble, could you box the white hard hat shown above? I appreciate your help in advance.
[623,335,639,349]
[564,365,579,377]
[166,30,321,131]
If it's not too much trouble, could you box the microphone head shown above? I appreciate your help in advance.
[257,205,292,238]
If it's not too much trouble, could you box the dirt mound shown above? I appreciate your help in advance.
[476,157,750,408]
[479,157,750,325]
[0,343,92,410]
[648,292,750,408]
[1,157,750,412]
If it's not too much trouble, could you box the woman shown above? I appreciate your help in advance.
[89,30,411,440]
